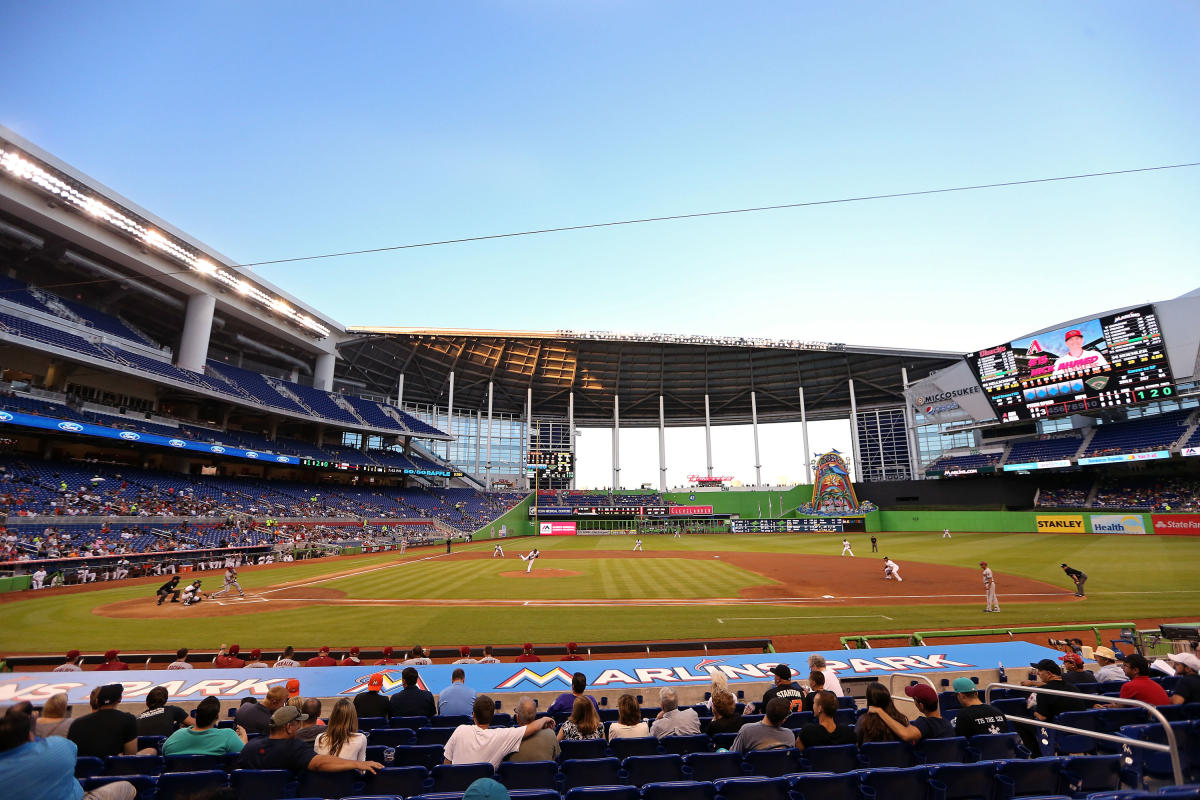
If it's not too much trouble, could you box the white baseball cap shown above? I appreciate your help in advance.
[1167,652,1200,672]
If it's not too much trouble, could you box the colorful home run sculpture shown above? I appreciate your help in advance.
[797,450,876,515]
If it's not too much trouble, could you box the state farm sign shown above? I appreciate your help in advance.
[1151,515,1200,536]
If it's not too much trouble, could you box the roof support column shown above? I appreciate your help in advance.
[313,352,335,392]
[396,373,405,408]
[704,394,713,477]
[446,370,455,462]
[658,394,667,492]
[847,378,861,481]
[612,394,621,490]
[874,409,886,481]
[751,390,762,487]
[176,292,215,373]
[474,409,481,477]
[901,367,919,480]
[485,381,493,491]
[568,391,576,490]
[524,386,532,491]
[798,383,812,484]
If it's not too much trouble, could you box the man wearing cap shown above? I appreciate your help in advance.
[981,562,999,613]
[68,683,139,758]
[354,673,392,720]
[1060,652,1097,686]
[1030,658,1089,722]
[375,646,399,666]
[951,677,1011,737]
[1060,563,1087,597]
[95,649,129,671]
[215,643,246,669]
[389,666,436,718]
[761,663,805,711]
[883,556,903,582]
[515,643,541,662]
[52,649,82,672]
[649,687,701,737]
[438,668,479,717]
[903,683,954,740]
[244,648,268,668]
[1053,330,1108,375]
[443,694,557,768]
[1117,654,1170,706]
[730,697,797,752]
[340,647,362,666]
[286,678,302,701]
[403,645,433,665]
[155,574,181,605]
[236,705,383,775]
[1093,647,1127,683]
[547,671,598,715]
[563,642,584,661]
[237,684,288,737]
[453,646,478,664]
[305,646,337,667]
[1166,652,1200,704]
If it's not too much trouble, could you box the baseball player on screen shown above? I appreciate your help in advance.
[1052,330,1109,375]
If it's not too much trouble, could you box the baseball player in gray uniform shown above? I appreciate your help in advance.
[981,561,999,612]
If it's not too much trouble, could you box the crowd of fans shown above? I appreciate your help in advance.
[1037,477,1200,510]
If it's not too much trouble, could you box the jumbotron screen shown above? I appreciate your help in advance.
[966,305,1175,421]
[526,450,575,480]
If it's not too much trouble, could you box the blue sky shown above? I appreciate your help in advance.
[3,2,1198,487]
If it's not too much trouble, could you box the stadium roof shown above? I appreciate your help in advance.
[337,327,961,427]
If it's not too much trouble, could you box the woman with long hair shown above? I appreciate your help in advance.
[856,681,920,745]
[315,698,368,760]
[703,671,729,710]
[607,693,650,740]
[559,695,604,740]
[705,690,747,735]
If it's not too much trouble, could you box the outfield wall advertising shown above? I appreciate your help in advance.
[1036,515,1084,532]
[0,642,1063,704]
[871,510,1191,535]
[1089,514,1147,535]
[1151,515,1200,535]
[538,521,577,536]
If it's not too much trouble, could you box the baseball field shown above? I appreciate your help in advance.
[2,531,1198,656]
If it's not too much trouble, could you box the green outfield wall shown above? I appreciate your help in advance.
[663,486,814,518]
[475,493,536,538]
[870,509,1170,535]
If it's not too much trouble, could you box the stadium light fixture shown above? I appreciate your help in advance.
[0,141,332,339]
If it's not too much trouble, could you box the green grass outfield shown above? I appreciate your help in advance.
[2,531,1198,654]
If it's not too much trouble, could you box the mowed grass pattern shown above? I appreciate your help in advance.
[323,558,771,600]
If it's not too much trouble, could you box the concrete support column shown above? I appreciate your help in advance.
[396,374,405,408]
[848,378,861,481]
[704,394,713,476]
[568,391,576,490]
[268,419,278,442]
[177,293,216,373]
[313,352,336,392]
[658,394,667,492]
[446,371,455,461]
[874,409,887,480]
[289,367,300,383]
[474,409,481,477]
[901,367,920,480]
[316,424,326,447]
[612,394,621,490]
[751,391,762,487]
[485,381,493,491]
[524,387,533,491]
[798,384,812,484]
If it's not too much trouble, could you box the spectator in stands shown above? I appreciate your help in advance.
[706,690,747,736]
[305,646,337,667]
[809,653,843,696]
[563,642,584,661]
[797,690,856,750]
[389,666,436,718]
[506,696,561,762]
[33,693,73,739]
[649,687,701,737]
[236,705,382,775]
[403,645,432,665]
[801,670,826,712]
[857,682,919,745]
[902,683,953,740]
[444,694,556,768]
[314,699,366,761]
[236,684,288,737]
[0,708,137,800]
[136,686,188,737]
[950,677,1011,737]
[1167,652,1200,704]
[274,646,300,668]
[295,698,323,742]
[702,671,729,711]
[95,649,128,671]
[353,673,391,720]
[761,663,805,711]
[286,679,301,702]
[214,644,245,669]
[547,671,598,715]
[68,683,139,758]
[167,647,193,670]
[437,668,478,717]
[607,693,651,740]
[557,696,603,741]
[730,697,796,752]
[1093,647,1128,683]
[163,697,247,757]
[52,650,82,672]
[1031,658,1089,721]
[478,645,501,664]
[1116,654,1170,706]
[515,643,540,663]
[1059,652,1096,685]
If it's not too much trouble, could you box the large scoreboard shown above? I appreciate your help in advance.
[526,450,575,481]
[731,517,866,533]
[967,305,1175,421]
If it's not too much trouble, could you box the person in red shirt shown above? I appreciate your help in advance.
[95,649,129,671]
[563,642,584,661]
[374,646,397,666]
[340,647,362,666]
[515,643,541,663]
[1117,654,1170,706]
[215,643,246,669]
[305,646,337,667]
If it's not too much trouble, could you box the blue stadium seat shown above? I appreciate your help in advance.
[231,768,295,800]
[432,715,473,728]
[358,716,389,732]
[742,748,802,777]
[163,754,226,773]
[968,733,1031,762]
[563,788,641,800]
[81,775,158,800]
[104,754,164,776]
[859,741,914,769]
[430,762,495,792]
[505,792,564,800]
[359,766,430,798]
[641,780,717,800]
[682,751,744,781]
[417,726,457,746]
[859,765,933,800]
[1054,711,1104,755]
[1117,722,1194,785]
[786,770,861,800]
[928,762,997,800]
[621,754,687,786]
[561,739,610,761]
[392,744,447,771]
[799,744,861,774]
[609,736,662,759]
[75,756,106,779]
[1081,792,1156,800]
[712,775,791,800]
[1158,788,1200,798]
[392,715,434,729]
[561,757,623,790]
[497,760,559,790]
[137,735,166,753]
[155,770,228,800]
[710,733,739,751]
[996,757,1070,798]
[914,737,971,765]
[657,734,713,756]
[1059,755,1124,797]
[369,728,418,747]
[296,769,359,799]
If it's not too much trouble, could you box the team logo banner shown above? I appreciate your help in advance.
[1035,515,1084,532]
[0,642,1062,705]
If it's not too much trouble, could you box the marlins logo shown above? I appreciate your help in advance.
[496,666,575,691]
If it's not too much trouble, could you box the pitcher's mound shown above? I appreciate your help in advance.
[499,568,582,578]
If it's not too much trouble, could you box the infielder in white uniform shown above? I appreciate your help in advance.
[31,568,47,590]
[212,567,245,598]
[841,538,854,557]
[943,528,952,539]
[672,529,681,539]
[493,543,504,558]
[883,557,903,582]
[981,561,999,612]
[632,538,643,551]
[520,548,540,574]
